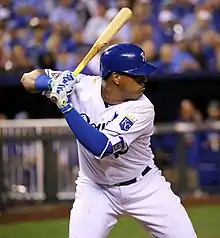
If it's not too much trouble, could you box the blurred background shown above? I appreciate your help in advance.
[0,0,220,237]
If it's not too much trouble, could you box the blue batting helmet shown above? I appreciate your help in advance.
[100,43,157,79]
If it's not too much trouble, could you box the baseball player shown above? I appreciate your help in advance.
[21,43,197,238]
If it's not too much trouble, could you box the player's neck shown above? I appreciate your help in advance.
[101,81,125,105]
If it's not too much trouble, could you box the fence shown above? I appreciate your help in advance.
[0,119,220,210]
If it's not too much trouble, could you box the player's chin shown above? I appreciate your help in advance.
[139,86,146,93]
[136,87,145,97]
[125,87,145,100]
[130,91,144,100]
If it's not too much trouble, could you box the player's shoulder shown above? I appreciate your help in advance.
[77,74,101,85]
[122,95,154,114]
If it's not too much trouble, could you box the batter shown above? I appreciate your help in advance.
[21,43,197,238]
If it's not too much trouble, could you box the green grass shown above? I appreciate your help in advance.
[0,205,220,238]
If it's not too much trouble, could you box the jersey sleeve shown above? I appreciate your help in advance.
[102,103,155,149]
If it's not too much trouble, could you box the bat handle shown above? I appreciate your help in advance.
[49,69,80,104]
[50,93,59,103]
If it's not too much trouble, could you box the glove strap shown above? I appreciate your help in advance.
[60,102,74,114]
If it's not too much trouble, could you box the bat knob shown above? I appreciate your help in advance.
[50,93,58,103]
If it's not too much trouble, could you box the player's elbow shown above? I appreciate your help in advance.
[21,70,37,93]
[89,140,112,158]
[21,69,45,93]
[93,141,113,159]
[94,136,128,159]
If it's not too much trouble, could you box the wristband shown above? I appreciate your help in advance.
[61,102,74,114]
[35,74,51,91]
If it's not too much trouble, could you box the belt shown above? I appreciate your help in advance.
[113,166,151,187]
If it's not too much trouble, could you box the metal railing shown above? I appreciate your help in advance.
[0,119,220,209]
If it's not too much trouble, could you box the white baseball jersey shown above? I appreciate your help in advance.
[45,69,158,185]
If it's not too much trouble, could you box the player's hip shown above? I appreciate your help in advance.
[77,164,160,188]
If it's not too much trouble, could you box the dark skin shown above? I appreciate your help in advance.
[21,70,147,103]
[101,72,147,105]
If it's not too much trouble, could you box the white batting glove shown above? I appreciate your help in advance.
[51,70,79,95]
[41,71,67,99]
[50,70,79,113]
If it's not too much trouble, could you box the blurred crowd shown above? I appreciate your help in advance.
[1,0,220,75]
[152,99,220,196]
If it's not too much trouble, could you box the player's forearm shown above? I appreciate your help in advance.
[21,69,51,93]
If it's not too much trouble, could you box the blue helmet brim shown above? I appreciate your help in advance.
[125,62,157,76]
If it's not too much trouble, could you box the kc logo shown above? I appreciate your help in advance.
[119,117,134,131]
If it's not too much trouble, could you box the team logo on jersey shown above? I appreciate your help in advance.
[119,114,137,131]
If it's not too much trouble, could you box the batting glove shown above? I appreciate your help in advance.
[50,70,79,113]
[50,70,79,95]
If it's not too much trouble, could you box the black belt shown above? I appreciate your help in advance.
[114,166,151,187]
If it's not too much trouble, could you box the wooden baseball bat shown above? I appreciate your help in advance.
[50,7,132,102]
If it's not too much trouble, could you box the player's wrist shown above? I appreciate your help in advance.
[60,102,74,114]
[56,92,73,113]
[35,74,51,91]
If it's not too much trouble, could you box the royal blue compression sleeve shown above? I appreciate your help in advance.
[63,108,113,157]
[35,74,51,91]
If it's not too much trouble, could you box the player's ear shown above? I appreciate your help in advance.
[112,72,120,85]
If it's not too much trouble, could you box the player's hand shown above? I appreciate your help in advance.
[51,83,73,113]
[50,70,78,113]
[41,71,71,100]
[42,79,55,98]
[50,70,79,95]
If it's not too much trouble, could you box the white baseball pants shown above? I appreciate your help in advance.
[68,170,197,238]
